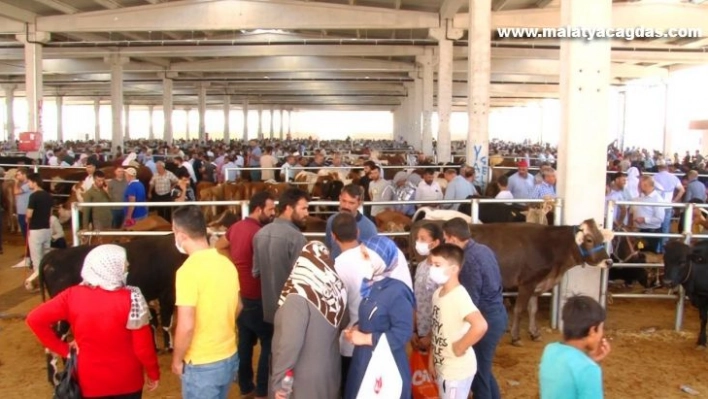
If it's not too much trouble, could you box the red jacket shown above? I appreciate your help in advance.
[27,285,159,397]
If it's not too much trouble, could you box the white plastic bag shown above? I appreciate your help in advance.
[356,334,403,399]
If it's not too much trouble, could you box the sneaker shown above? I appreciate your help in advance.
[11,258,29,269]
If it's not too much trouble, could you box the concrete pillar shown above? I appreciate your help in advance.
[257,105,263,140]
[93,98,100,141]
[413,75,423,149]
[421,49,434,156]
[162,75,174,144]
[198,83,207,141]
[148,105,154,140]
[56,96,63,142]
[185,108,191,140]
[269,107,275,139]
[124,103,131,140]
[403,83,414,143]
[17,27,49,138]
[467,0,491,187]
[288,110,292,137]
[393,105,401,142]
[430,24,463,164]
[3,85,15,142]
[108,55,128,152]
[279,108,284,140]
[223,94,230,143]
[242,98,249,141]
[556,0,612,320]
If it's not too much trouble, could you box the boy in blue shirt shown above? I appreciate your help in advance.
[539,295,611,399]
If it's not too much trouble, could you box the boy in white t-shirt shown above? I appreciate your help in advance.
[428,244,489,399]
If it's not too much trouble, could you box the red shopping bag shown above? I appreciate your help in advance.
[410,350,439,399]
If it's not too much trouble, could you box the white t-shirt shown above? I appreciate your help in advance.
[495,190,513,200]
[334,246,413,357]
[432,284,479,380]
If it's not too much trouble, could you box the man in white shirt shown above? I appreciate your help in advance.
[280,154,297,182]
[629,175,666,253]
[605,172,631,227]
[414,169,443,207]
[330,212,412,392]
[368,165,394,217]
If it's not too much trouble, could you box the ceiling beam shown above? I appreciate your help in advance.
[34,0,79,14]
[491,0,510,12]
[170,56,414,73]
[682,37,708,49]
[0,15,25,33]
[440,0,467,19]
[94,0,122,9]
[36,0,439,32]
[535,0,553,8]
[0,1,36,22]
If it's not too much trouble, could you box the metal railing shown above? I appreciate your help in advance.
[71,196,566,330]
[604,200,692,331]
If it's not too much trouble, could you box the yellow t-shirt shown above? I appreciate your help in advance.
[431,284,479,380]
[176,248,239,365]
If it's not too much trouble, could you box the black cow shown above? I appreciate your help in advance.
[663,240,708,348]
[409,218,613,345]
[458,197,527,223]
[39,235,187,350]
[608,228,651,289]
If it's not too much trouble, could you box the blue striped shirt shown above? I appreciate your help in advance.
[532,182,556,199]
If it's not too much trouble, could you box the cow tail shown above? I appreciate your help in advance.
[38,258,47,302]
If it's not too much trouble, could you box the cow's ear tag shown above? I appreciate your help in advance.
[637,241,644,250]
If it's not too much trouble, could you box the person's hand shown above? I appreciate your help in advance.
[417,336,431,352]
[274,390,288,399]
[124,218,136,228]
[171,360,184,377]
[452,339,468,357]
[634,217,645,224]
[427,355,437,381]
[411,334,421,349]
[591,337,611,363]
[146,379,159,391]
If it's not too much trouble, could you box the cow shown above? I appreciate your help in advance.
[409,218,613,345]
[608,226,651,289]
[458,199,528,224]
[412,206,473,225]
[663,239,708,348]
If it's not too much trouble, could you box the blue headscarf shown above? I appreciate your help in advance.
[360,236,399,298]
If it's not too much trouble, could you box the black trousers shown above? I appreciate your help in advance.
[152,193,173,222]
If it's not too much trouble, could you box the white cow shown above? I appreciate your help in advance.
[412,206,474,225]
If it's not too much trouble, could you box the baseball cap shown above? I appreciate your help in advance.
[125,167,137,176]
[518,160,529,168]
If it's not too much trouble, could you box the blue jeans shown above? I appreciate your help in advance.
[237,298,273,397]
[472,306,508,399]
[250,169,261,182]
[658,208,672,253]
[111,210,125,229]
[18,214,27,238]
[182,352,239,399]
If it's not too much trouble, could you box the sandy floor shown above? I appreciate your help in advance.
[1,237,707,399]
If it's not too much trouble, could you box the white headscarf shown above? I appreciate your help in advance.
[122,152,137,167]
[80,244,151,330]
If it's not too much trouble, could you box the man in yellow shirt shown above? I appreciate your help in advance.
[171,205,241,399]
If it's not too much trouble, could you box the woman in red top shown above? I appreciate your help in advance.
[27,244,160,398]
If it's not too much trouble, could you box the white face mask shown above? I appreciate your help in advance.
[174,237,187,255]
[415,241,431,256]
[429,266,450,285]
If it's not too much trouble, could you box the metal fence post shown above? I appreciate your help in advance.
[551,198,563,329]
[600,201,615,310]
[676,203,693,331]
[71,202,80,247]
[471,198,480,224]
[240,201,250,220]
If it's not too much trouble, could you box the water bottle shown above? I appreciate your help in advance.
[281,370,294,398]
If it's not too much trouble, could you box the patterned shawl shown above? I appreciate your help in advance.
[80,244,151,330]
[278,241,347,328]
[359,236,400,299]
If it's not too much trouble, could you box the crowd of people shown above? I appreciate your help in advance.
[10,136,708,399]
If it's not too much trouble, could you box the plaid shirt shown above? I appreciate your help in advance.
[531,181,556,199]
[150,171,177,196]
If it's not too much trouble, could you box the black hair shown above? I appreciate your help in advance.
[172,205,207,239]
[250,191,275,213]
[611,172,627,181]
[277,188,310,213]
[497,175,509,187]
[419,222,444,243]
[93,170,106,178]
[332,212,358,243]
[176,169,191,180]
[429,243,464,267]
[442,217,471,241]
[363,160,377,169]
[562,295,606,340]
[27,172,43,186]
[341,184,364,200]
[423,168,435,175]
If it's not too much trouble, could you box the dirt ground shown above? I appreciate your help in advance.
[1,239,707,399]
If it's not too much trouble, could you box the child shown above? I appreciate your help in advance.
[427,244,488,399]
[539,295,611,399]
[495,175,513,200]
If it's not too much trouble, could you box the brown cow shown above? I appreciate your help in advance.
[409,218,613,345]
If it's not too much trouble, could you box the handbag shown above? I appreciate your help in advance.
[53,348,82,399]
[410,350,439,399]
[356,334,403,399]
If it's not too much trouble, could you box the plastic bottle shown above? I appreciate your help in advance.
[281,370,294,398]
